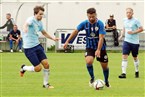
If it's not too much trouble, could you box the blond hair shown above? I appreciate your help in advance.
[126,8,133,12]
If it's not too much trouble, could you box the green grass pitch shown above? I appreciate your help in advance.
[0,52,144,97]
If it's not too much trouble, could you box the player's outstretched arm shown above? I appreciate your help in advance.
[63,29,79,49]
[118,27,125,40]
[23,22,29,33]
[42,30,59,41]
[0,22,7,29]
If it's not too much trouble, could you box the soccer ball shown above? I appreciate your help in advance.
[93,79,105,90]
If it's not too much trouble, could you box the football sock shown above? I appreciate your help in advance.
[23,66,35,72]
[134,59,139,72]
[43,69,50,85]
[103,68,109,83]
[86,64,94,80]
[122,59,128,74]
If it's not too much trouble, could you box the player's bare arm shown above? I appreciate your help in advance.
[127,26,143,34]
[95,34,105,58]
[41,30,59,41]
[63,29,79,49]
[105,23,109,29]
[17,35,21,40]
[9,34,17,41]
[23,22,29,33]
[106,24,115,29]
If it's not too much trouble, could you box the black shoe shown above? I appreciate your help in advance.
[105,82,111,87]
[89,78,94,87]
[118,73,126,78]
[135,72,139,78]
[20,64,26,77]
[43,83,54,88]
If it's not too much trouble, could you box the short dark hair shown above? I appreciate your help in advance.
[34,6,45,15]
[87,8,96,14]
[110,14,114,17]
[6,13,11,16]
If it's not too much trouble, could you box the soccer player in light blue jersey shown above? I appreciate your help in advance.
[20,6,59,88]
[118,8,143,78]
[63,8,110,87]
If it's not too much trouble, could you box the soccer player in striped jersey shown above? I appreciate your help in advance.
[63,8,110,87]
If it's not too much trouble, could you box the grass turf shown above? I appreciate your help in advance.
[0,52,144,97]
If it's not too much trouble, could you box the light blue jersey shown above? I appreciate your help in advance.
[22,16,44,48]
[123,17,142,44]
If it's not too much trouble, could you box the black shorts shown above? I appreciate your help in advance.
[85,48,108,63]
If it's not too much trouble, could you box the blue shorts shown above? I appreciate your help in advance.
[24,44,47,66]
[122,41,140,57]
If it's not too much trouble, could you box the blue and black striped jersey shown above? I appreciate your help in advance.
[77,19,106,50]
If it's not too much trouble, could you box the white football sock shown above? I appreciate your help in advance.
[23,66,35,72]
[134,59,139,72]
[43,69,50,85]
[122,59,128,74]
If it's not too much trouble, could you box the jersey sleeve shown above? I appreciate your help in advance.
[40,22,44,32]
[77,21,86,32]
[26,17,33,26]
[18,30,21,35]
[105,19,109,25]
[9,30,13,35]
[98,20,106,35]
[135,19,142,28]
[114,20,116,26]
[11,18,15,25]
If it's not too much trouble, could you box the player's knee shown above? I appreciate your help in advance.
[34,65,42,72]
[85,56,94,65]
[86,60,93,65]
[101,62,108,70]
[43,63,49,69]
[102,66,108,70]
[122,55,128,59]
[41,59,49,69]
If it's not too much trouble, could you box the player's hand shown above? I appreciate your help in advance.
[95,50,101,58]
[112,26,116,29]
[127,31,134,34]
[23,28,28,33]
[63,42,68,49]
[118,35,122,41]
[53,38,60,41]
[15,40,19,44]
